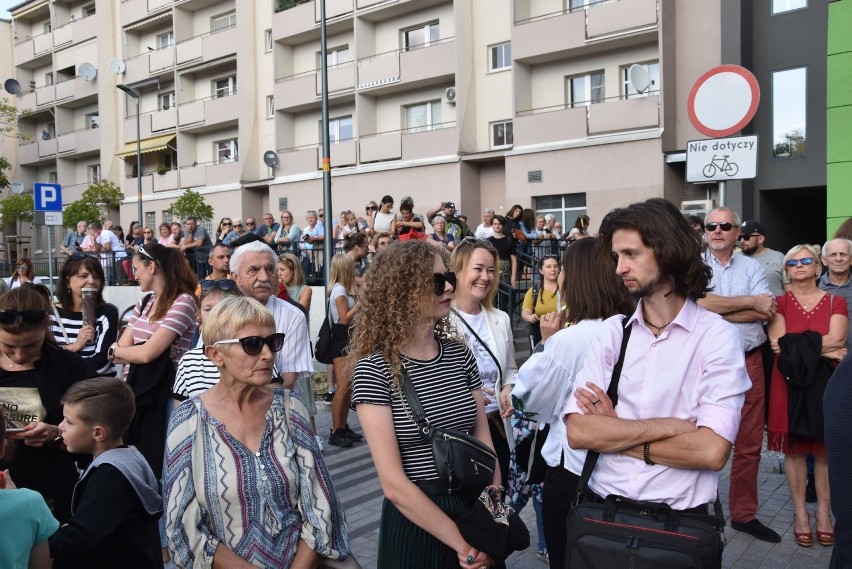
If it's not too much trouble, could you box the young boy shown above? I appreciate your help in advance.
[48,377,163,568]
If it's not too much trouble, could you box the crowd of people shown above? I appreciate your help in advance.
[2,196,851,569]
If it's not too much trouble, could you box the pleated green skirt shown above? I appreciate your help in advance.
[377,493,470,569]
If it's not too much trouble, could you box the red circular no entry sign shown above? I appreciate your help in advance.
[687,65,760,138]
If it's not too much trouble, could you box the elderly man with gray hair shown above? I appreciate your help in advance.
[820,238,852,351]
[474,208,495,239]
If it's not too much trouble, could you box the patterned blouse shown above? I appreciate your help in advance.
[164,388,349,568]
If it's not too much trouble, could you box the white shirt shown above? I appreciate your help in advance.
[266,296,314,378]
[474,224,494,240]
[97,229,126,259]
[456,309,500,414]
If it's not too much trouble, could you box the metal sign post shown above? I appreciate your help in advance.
[34,183,63,295]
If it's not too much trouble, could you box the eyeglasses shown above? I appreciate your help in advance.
[15,264,28,270]
[366,206,377,211]
[704,222,735,232]
[737,234,756,241]
[432,271,457,295]
[200,279,238,292]
[246,222,256,226]
[214,333,286,355]
[281,215,291,219]
[786,258,816,267]
[222,222,232,226]
[234,224,243,228]
[0,310,47,325]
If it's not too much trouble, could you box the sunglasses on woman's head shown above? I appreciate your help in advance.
[786,258,815,267]
[0,310,47,325]
[200,278,238,292]
[432,271,457,295]
[138,245,155,262]
[213,333,286,355]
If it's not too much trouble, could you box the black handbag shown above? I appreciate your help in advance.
[564,320,726,569]
[400,369,497,502]
[314,303,334,365]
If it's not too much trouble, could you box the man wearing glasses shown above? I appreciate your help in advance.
[820,238,852,351]
[737,220,785,297]
[699,207,780,543]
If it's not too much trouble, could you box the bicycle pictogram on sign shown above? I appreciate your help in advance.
[702,155,739,178]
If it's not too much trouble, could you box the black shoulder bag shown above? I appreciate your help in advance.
[400,368,497,502]
[563,319,726,569]
[314,301,334,365]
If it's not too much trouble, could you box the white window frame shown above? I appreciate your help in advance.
[215,139,238,164]
[156,31,174,49]
[403,100,442,133]
[489,42,511,72]
[535,193,587,228]
[402,21,440,51]
[159,91,175,110]
[43,21,51,33]
[88,164,101,183]
[622,61,660,99]
[319,45,351,69]
[490,120,513,149]
[569,0,597,11]
[145,212,156,230]
[82,3,96,17]
[211,11,236,33]
[772,0,807,15]
[44,72,53,86]
[567,71,605,108]
[86,113,100,129]
[212,75,236,98]
[266,95,274,118]
[265,29,273,52]
[323,115,353,143]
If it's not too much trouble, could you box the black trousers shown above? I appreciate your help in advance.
[541,465,581,569]
[488,418,511,489]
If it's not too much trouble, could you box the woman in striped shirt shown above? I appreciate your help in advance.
[351,240,497,569]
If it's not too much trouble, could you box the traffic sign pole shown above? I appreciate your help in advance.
[34,183,63,297]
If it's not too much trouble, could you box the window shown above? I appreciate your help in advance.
[213,76,236,98]
[159,91,175,110]
[489,43,511,72]
[266,95,274,118]
[265,29,273,52]
[48,171,57,183]
[403,22,439,51]
[491,120,513,148]
[324,116,353,143]
[536,193,587,228]
[212,12,236,33]
[88,164,101,183]
[772,0,807,14]
[404,101,442,133]
[772,67,807,158]
[82,3,96,17]
[145,212,156,230]
[215,139,238,163]
[86,113,100,128]
[567,71,605,107]
[44,72,54,86]
[321,45,351,69]
[43,21,52,33]
[623,61,659,98]
[157,32,174,49]
[163,211,173,224]
[569,0,601,11]
[36,225,44,252]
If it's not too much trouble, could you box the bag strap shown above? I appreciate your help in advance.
[450,308,502,386]
[399,367,434,443]
[574,317,632,499]
[51,303,70,344]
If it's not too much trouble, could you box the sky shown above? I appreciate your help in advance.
[1,0,16,19]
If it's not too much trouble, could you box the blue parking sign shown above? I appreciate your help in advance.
[34,183,63,212]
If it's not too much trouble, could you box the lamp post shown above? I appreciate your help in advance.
[116,84,143,226]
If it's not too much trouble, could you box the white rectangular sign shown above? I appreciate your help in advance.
[44,212,64,226]
[686,135,758,183]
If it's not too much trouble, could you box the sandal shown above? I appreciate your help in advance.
[794,512,813,547]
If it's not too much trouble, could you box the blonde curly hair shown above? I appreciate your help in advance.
[348,240,460,386]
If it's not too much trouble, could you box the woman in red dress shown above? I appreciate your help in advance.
[768,244,848,548]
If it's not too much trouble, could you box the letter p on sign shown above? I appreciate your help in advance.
[34,183,63,212]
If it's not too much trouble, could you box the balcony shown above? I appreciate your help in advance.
[35,85,56,107]
[274,63,355,111]
[401,125,457,159]
[177,161,241,189]
[153,169,179,192]
[121,0,173,27]
[17,91,38,114]
[587,95,659,134]
[276,147,319,176]
[360,132,401,163]
[273,0,353,43]
[14,30,53,65]
[19,141,40,165]
[124,46,176,85]
[54,77,98,103]
[357,38,455,92]
[513,0,658,63]
[38,138,57,159]
[57,127,101,156]
[124,174,154,197]
[514,105,588,146]
[52,13,98,48]
[176,27,237,67]
[177,94,239,129]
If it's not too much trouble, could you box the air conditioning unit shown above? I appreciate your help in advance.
[681,199,714,218]
[445,86,457,105]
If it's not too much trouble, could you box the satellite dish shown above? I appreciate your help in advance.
[263,150,279,168]
[10,180,24,195]
[108,58,126,75]
[78,63,97,81]
[628,64,651,94]
[3,78,21,94]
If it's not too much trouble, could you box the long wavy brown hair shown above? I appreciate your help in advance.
[348,240,460,387]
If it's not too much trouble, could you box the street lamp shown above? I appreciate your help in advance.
[116,84,143,226]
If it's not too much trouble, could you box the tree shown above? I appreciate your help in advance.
[0,96,27,140]
[0,193,35,234]
[166,189,214,222]
[0,155,10,191]
[62,180,126,228]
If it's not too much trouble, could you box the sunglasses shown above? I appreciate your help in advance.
[366,206,377,211]
[214,332,286,355]
[459,236,491,247]
[319,213,324,218]
[704,222,735,232]
[15,264,28,270]
[234,224,243,228]
[222,222,232,226]
[246,222,256,226]
[0,309,47,325]
[737,234,756,241]
[433,271,457,295]
[138,245,155,262]
[786,258,816,267]
[69,253,92,262]
[200,279,238,292]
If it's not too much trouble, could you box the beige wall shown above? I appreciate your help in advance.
[374,86,456,133]
[469,0,512,152]
[186,1,236,38]
[373,3,455,54]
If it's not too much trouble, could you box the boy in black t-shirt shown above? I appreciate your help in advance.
[49,377,163,569]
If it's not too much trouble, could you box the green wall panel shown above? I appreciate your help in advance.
[828,52,852,108]
[829,0,852,55]
[827,105,852,163]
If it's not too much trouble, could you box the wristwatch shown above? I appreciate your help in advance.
[107,343,118,360]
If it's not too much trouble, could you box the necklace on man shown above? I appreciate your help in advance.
[643,316,673,338]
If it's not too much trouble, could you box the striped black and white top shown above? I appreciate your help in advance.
[172,346,220,400]
[351,339,481,481]
[50,304,119,375]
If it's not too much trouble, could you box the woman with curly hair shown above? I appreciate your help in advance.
[351,240,497,569]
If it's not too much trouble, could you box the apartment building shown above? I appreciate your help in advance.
[5,0,827,263]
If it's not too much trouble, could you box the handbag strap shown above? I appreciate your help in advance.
[51,303,70,344]
[399,367,434,442]
[450,308,502,386]
[574,317,632,498]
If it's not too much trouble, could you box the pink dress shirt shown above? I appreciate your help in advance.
[563,298,750,510]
